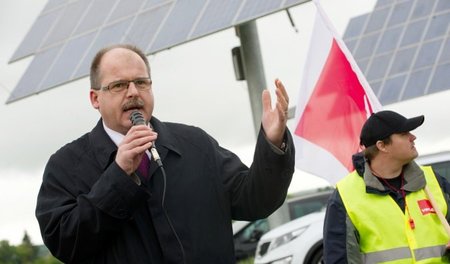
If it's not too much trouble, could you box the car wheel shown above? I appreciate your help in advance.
[309,247,324,264]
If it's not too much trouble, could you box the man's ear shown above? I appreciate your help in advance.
[375,140,387,153]
[90,90,100,109]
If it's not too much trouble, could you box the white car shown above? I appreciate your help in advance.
[254,211,325,264]
[232,190,332,261]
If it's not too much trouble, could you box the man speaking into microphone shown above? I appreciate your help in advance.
[35,44,295,263]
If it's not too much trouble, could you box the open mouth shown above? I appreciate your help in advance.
[123,107,141,112]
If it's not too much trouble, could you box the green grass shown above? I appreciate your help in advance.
[237,257,254,264]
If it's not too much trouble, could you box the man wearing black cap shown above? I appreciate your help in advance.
[323,110,450,263]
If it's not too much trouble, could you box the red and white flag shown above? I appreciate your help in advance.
[294,0,382,185]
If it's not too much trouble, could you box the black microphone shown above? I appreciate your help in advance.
[129,110,162,166]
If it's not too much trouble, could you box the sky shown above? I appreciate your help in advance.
[4,0,436,246]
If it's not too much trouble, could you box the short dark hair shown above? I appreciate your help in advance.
[363,137,392,161]
[90,44,151,89]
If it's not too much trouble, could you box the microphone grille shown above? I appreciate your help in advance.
[130,110,145,126]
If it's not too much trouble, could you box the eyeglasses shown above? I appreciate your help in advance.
[95,78,152,93]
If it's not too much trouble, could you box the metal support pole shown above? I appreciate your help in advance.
[237,21,267,136]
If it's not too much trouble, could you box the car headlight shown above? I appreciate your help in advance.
[267,226,308,253]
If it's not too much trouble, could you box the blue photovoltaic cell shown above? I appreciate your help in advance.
[411,0,435,20]
[413,39,442,69]
[379,74,406,105]
[376,26,402,53]
[369,81,382,97]
[438,38,450,63]
[364,7,390,34]
[125,3,172,52]
[283,0,309,8]
[356,58,369,76]
[144,0,172,10]
[386,1,412,27]
[366,53,392,81]
[354,33,380,59]
[400,19,426,47]
[7,45,63,103]
[425,12,450,39]
[41,0,70,13]
[234,0,280,24]
[190,0,242,39]
[402,67,431,100]
[150,0,206,52]
[106,0,147,24]
[374,0,391,9]
[10,9,61,62]
[344,39,358,54]
[389,46,417,75]
[436,0,450,11]
[40,0,90,48]
[429,62,450,93]
[73,0,118,35]
[343,15,368,39]
[73,17,134,80]
[41,32,96,90]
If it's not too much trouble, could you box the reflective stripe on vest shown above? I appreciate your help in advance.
[337,166,449,263]
[364,245,446,264]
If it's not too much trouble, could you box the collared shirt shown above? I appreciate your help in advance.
[103,121,152,160]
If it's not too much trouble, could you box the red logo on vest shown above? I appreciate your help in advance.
[418,199,436,215]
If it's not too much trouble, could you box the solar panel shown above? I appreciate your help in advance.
[379,75,405,105]
[40,0,89,48]
[439,38,450,63]
[9,45,62,102]
[190,0,242,39]
[343,15,367,39]
[386,1,412,27]
[73,17,134,80]
[354,33,379,59]
[73,0,116,35]
[149,0,207,52]
[376,26,402,53]
[10,10,61,62]
[389,46,416,75]
[366,53,390,81]
[41,32,96,90]
[411,0,435,20]
[7,0,309,103]
[343,0,450,105]
[127,3,172,52]
[363,7,390,34]
[429,62,450,93]
[402,68,430,100]
[413,39,442,69]
[400,19,427,47]
[234,1,281,24]
[106,0,147,25]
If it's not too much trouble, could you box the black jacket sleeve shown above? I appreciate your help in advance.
[36,147,150,262]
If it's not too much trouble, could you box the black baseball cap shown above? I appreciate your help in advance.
[360,110,424,147]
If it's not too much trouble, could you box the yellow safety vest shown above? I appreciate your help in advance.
[337,166,449,263]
